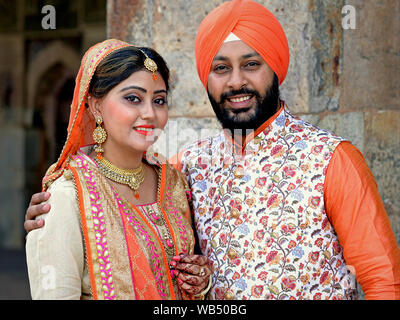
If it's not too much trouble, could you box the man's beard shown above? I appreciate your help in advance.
[207,74,280,134]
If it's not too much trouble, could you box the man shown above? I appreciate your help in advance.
[25,0,399,300]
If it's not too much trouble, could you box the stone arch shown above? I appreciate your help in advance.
[25,41,80,194]
[26,40,80,125]
[34,63,75,164]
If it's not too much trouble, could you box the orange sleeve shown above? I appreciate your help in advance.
[325,141,400,300]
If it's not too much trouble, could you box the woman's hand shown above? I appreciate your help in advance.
[170,254,212,297]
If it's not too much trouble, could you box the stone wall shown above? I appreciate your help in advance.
[341,0,400,242]
[107,1,400,248]
[0,34,26,249]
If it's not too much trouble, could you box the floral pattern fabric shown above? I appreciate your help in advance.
[180,107,357,300]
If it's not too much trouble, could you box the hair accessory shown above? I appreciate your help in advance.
[93,115,107,158]
[139,49,158,80]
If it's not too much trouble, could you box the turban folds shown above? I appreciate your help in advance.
[195,0,290,88]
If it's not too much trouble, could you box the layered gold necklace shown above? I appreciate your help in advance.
[94,156,145,199]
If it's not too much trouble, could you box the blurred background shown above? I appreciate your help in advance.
[0,0,399,300]
[0,0,106,299]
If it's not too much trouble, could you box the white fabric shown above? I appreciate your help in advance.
[25,175,91,299]
[223,32,241,43]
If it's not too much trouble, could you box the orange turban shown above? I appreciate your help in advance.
[195,0,290,88]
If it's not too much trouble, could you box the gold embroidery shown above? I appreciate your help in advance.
[72,152,194,299]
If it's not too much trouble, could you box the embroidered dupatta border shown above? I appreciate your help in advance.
[160,164,196,300]
[114,163,195,300]
[159,164,194,255]
[70,156,116,300]
[115,163,177,300]
[116,193,171,299]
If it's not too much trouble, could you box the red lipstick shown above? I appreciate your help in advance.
[133,124,155,136]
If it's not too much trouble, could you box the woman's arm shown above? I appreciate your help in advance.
[25,176,85,299]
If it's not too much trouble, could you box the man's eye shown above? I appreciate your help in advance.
[124,95,140,103]
[214,65,229,73]
[245,61,260,68]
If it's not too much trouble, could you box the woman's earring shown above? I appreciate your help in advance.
[93,115,107,158]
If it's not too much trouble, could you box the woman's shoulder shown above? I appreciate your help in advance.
[43,173,80,223]
[46,171,77,196]
[27,173,81,244]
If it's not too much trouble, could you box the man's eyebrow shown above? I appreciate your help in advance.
[212,51,261,62]
[212,55,228,62]
[241,52,260,59]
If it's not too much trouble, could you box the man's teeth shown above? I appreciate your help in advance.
[136,127,154,131]
[230,95,251,103]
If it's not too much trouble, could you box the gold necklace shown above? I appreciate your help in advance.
[94,156,145,199]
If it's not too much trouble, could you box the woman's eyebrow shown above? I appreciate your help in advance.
[119,85,146,93]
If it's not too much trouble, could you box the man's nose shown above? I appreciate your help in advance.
[226,67,247,91]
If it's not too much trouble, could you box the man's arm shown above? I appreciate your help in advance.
[324,141,400,299]
[24,192,51,232]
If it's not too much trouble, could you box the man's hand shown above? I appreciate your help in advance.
[24,192,51,233]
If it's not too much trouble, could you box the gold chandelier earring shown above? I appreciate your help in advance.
[93,115,107,158]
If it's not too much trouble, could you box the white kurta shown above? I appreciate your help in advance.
[25,175,91,299]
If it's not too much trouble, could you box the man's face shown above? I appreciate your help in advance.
[207,40,280,132]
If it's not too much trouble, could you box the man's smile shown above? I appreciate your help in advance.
[225,94,255,109]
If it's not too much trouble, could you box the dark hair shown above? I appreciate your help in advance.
[88,46,170,99]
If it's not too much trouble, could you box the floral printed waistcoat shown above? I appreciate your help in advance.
[180,107,357,300]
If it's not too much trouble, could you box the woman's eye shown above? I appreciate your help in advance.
[154,98,167,105]
[124,95,140,103]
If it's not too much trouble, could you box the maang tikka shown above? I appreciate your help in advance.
[139,49,158,80]
[93,115,107,158]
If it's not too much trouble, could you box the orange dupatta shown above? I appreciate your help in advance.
[42,39,133,190]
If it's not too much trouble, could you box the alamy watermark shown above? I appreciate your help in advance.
[41,5,56,30]
[342,5,357,30]
[41,265,56,290]
[40,4,355,31]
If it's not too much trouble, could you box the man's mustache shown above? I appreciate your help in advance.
[220,88,261,104]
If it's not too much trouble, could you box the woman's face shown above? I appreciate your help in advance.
[92,70,168,155]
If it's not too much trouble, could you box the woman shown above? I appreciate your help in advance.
[25,39,212,300]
